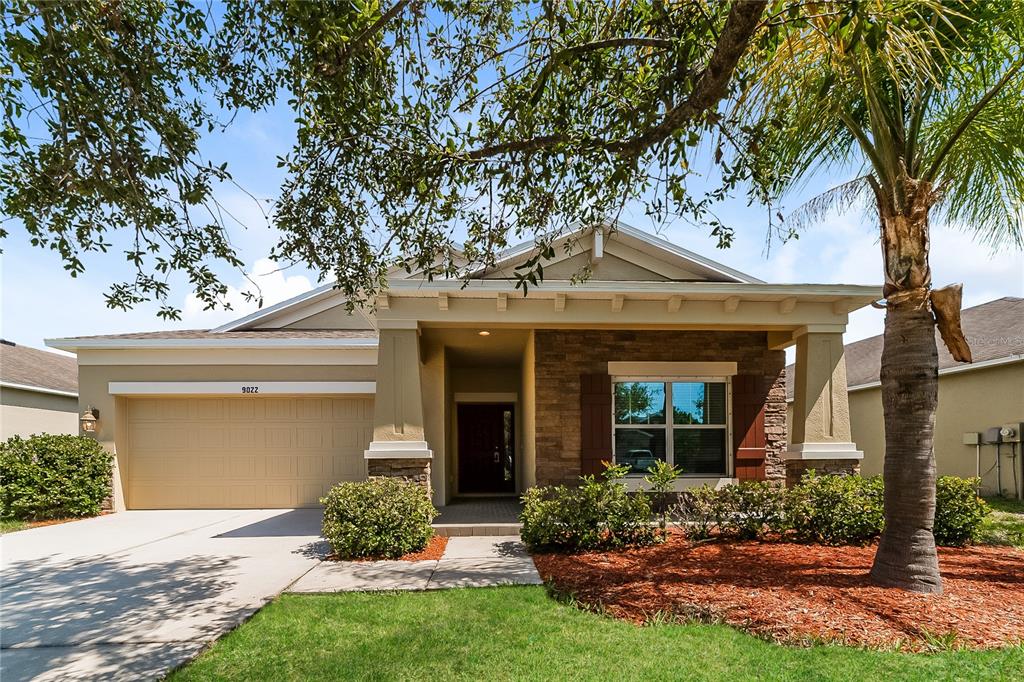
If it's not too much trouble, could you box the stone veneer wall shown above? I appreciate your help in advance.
[533,330,787,486]
[784,458,862,487]
[367,458,432,492]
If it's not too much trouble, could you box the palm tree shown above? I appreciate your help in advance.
[741,1,1023,592]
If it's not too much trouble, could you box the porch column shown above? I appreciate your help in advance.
[784,330,863,485]
[364,327,433,490]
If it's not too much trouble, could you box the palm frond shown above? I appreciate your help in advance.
[784,176,874,235]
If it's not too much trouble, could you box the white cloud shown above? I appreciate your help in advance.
[180,258,314,328]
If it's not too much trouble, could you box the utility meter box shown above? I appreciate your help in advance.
[983,427,1003,444]
[1000,423,1023,443]
[963,432,981,445]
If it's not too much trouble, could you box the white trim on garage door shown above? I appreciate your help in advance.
[109,381,376,396]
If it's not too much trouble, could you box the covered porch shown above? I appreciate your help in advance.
[364,282,874,508]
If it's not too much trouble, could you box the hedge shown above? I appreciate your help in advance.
[0,434,113,520]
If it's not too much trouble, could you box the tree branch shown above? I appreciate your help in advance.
[466,0,768,160]
[321,0,410,76]
[924,56,1024,183]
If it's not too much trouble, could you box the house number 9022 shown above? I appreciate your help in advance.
[241,386,259,394]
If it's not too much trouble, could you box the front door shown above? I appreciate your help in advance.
[457,403,515,494]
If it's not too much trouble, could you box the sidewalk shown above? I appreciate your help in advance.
[288,536,542,593]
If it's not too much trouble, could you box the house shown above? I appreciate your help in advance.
[0,339,79,439]
[787,297,1023,496]
[46,223,879,510]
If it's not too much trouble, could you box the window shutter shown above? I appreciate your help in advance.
[580,373,612,476]
[732,374,767,481]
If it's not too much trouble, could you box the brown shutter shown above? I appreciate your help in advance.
[732,374,767,481]
[580,373,613,476]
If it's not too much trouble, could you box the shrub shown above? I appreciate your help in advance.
[934,476,990,546]
[786,472,884,545]
[0,434,113,520]
[674,482,786,541]
[321,477,437,559]
[674,485,727,540]
[520,463,655,551]
[728,481,788,539]
[643,460,682,532]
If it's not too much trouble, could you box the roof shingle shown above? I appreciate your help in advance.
[787,297,1024,399]
[63,329,377,341]
[0,340,78,394]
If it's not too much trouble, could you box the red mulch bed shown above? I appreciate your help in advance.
[334,535,449,562]
[400,534,448,561]
[533,536,1024,651]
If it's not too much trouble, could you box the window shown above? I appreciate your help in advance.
[613,379,729,475]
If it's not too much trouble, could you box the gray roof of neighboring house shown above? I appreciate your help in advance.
[61,329,378,341]
[0,340,78,395]
[786,296,1024,399]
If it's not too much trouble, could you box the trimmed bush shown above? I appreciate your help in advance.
[321,477,437,559]
[674,481,786,541]
[0,434,113,520]
[786,472,884,545]
[934,476,990,546]
[728,481,788,539]
[520,464,655,551]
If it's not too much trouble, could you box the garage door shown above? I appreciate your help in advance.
[125,396,374,509]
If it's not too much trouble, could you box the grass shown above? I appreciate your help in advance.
[981,496,1024,549]
[170,587,1024,681]
[0,518,29,534]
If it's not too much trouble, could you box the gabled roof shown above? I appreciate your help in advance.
[0,340,78,396]
[213,221,762,332]
[785,297,1024,398]
[469,221,762,284]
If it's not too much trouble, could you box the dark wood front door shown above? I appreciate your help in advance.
[457,403,515,494]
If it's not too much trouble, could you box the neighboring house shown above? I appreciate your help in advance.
[0,339,79,439]
[47,222,879,511]
[786,297,1024,496]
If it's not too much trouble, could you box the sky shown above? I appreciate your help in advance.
[2,93,1022,358]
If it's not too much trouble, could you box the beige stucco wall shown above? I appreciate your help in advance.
[851,361,1024,495]
[521,331,537,490]
[1,387,78,439]
[419,337,448,505]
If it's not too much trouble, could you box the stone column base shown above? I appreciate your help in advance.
[367,457,432,491]
[364,441,433,492]
[783,442,862,486]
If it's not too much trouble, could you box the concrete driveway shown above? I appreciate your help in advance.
[1,509,326,681]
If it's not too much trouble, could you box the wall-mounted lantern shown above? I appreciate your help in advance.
[80,407,99,434]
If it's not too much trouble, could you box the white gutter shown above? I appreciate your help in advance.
[0,381,78,398]
[45,336,379,352]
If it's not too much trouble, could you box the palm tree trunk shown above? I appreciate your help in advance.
[869,187,943,594]
[869,295,942,592]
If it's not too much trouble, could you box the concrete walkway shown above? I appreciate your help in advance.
[289,536,542,593]
[1,509,325,682]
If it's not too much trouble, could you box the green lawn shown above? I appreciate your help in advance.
[0,518,29,534]
[982,497,1024,549]
[170,587,1023,681]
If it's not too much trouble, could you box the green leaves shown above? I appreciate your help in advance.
[320,477,438,560]
[1,0,238,319]
[0,434,113,520]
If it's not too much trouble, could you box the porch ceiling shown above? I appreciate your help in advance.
[422,327,529,365]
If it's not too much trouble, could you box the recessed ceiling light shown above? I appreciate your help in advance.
[478,330,491,336]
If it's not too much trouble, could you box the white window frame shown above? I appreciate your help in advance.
[611,375,733,477]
